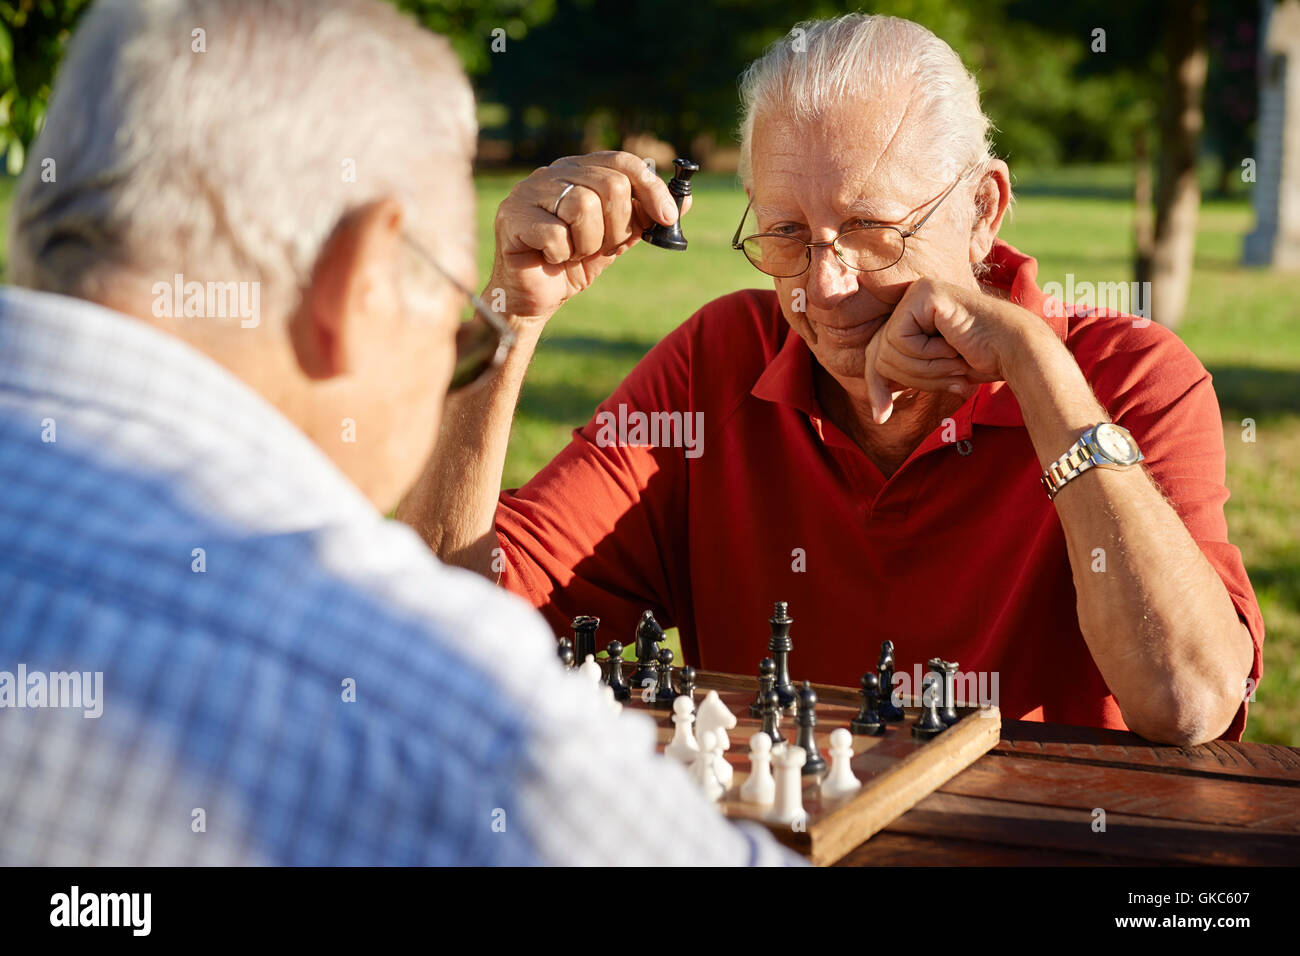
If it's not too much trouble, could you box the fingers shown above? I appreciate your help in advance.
[499,151,685,267]
[552,151,679,226]
[864,321,973,424]
[511,207,574,265]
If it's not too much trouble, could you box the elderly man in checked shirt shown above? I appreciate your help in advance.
[0,0,795,866]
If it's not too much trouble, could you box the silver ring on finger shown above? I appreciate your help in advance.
[551,181,577,217]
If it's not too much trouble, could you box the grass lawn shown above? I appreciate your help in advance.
[472,164,1299,747]
[3,165,1294,745]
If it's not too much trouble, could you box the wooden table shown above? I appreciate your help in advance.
[836,717,1300,866]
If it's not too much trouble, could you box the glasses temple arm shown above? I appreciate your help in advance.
[730,197,754,250]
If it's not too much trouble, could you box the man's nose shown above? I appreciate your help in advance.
[803,242,860,307]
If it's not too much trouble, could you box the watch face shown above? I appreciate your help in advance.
[1095,423,1139,463]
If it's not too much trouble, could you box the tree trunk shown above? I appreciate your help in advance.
[1135,0,1209,330]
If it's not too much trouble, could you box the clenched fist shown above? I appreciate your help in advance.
[487,151,691,324]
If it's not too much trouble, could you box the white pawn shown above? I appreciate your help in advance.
[739,732,775,807]
[689,730,724,802]
[601,683,623,717]
[578,653,602,686]
[665,695,700,764]
[770,742,807,824]
[695,690,738,751]
[821,728,861,800]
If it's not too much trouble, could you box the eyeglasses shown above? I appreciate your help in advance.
[730,168,973,278]
[403,233,515,392]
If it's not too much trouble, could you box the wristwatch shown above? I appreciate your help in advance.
[1040,422,1144,500]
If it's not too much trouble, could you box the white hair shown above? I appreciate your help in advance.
[738,13,996,190]
[9,0,476,322]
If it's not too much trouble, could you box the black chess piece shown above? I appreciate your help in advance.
[850,671,886,736]
[760,689,785,745]
[929,657,960,725]
[652,647,676,709]
[912,673,947,741]
[795,681,827,776]
[556,637,574,668]
[571,616,599,670]
[748,657,777,717]
[642,158,699,251]
[605,640,629,700]
[768,602,797,712]
[630,610,665,691]
[676,665,697,702]
[877,640,905,723]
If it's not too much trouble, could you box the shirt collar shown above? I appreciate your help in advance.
[751,240,1066,429]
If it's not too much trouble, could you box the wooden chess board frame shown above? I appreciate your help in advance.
[629,670,1001,866]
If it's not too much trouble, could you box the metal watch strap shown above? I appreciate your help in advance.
[1041,438,1095,501]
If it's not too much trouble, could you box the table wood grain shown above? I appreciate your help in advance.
[836,717,1300,866]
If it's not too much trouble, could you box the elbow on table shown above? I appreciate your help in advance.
[1120,683,1242,748]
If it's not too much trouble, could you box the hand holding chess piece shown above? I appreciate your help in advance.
[483,152,691,328]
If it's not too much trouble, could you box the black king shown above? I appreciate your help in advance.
[768,601,797,713]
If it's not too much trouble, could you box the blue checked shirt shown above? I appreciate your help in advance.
[0,286,801,866]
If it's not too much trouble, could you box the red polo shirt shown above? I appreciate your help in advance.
[495,240,1265,739]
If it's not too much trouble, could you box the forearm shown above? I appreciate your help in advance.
[1006,323,1253,745]
[396,319,543,577]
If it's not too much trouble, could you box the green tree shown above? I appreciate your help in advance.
[0,0,93,174]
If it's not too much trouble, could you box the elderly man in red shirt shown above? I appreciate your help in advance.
[400,13,1263,746]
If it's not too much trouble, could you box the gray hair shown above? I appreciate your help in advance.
[9,0,476,321]
[738,14,996,190]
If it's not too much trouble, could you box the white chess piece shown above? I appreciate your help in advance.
[578,653,602,686]
[601,683,623,717]
[821,728,861,800]
[710,731,734,790]
[665,695,700,764]
[695,690,738,751]
[739,732,775,806]
[689,730,724,802]
[770,742,807,824]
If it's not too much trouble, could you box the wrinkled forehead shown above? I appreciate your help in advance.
[749,91,948,223]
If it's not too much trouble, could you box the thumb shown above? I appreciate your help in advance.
[863,337,896,424]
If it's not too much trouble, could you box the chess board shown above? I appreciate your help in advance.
[627,670,1002,866]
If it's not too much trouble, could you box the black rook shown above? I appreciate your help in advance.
[642,158,699,251]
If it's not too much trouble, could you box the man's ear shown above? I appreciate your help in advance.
[969,160,1011,267]
[290,198,404,380]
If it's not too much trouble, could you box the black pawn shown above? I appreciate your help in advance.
[572,616,600,670]
[795,681,827,776]
[605,640,629,701]
[912,673,946,741]
[929,657,960,726]
[556,637,574,668]
[676,665,697,702]
[877,641,905,723]
[749,657,777,717]
[652,647,676,709]
[850,671,885,736]
[760,689,784,745]
[769,602,797,712]
[642,158,699,251]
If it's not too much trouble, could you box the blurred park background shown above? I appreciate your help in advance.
[1,0,1296,744]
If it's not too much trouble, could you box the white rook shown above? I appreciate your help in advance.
[770,742,807,824]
